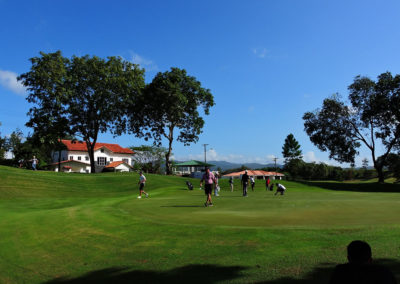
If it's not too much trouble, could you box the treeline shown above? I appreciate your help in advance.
[0,126,54,169]
[283,159,376,181]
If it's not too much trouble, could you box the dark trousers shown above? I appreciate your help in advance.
[243,182,248,196]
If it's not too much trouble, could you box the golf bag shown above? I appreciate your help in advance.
[186,181,194,190]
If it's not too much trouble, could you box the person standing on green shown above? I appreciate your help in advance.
[229,176,234,192]
[241,170,249,197]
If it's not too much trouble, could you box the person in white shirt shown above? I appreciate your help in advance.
[250,176,255,191]
[137,171,149,199]
[274,183,286,195]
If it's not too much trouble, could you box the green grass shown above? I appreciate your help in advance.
[1,165,400,283]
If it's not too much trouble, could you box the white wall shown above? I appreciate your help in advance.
[52,148,133,165]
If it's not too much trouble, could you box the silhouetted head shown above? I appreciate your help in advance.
[139,171,143,175]
[245,170,248,174]
[347,240,372,264]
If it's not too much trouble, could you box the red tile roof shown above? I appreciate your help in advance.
[105,161,132,168]
[223,170,284,177]
[61,140,134,154]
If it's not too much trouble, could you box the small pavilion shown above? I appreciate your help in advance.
[174,160,215,177]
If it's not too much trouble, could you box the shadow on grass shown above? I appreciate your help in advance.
[256,258,400,284]
[160,205,204,208]
[297,180,400,193]
[44,259,400,284]
[44,264,247,284]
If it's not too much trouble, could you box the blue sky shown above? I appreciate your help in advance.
[1,0,400,166]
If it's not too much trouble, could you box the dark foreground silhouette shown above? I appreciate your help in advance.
[43,259,400,284]
[44,264,247,284]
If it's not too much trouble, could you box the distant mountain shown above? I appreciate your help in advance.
[207,160,283,171]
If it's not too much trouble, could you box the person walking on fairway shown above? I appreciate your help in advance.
[137,171,149,199]
[30,155,38,170]
[241,170,250,197]
[229,176,234,192]
[214,172,220,197]
[200,167,217,207]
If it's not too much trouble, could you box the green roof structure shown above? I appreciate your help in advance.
[175,160,214,167]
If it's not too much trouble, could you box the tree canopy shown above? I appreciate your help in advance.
[303,72,400,182]
[128,67,214,175]
[19,51,145,173]
[282,133,302,164]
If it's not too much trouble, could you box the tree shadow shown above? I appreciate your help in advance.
[44,264,247,284]
[297,180,400,193]
[43,259,400,284]
[160,205,204,208]
[256,258,400,284]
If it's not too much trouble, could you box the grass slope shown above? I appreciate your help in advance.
[0,166,400,283]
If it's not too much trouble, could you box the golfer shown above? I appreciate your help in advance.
[275,183,286,195]
[229,176,234,192]
[200,167,217,207]
[241,170,250,196]
[137,171,149,199]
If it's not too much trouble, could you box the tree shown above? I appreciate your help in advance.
[5,129,24,159]
[384,153,400,181]
[303,72,400,183]
[19,51,72,172]
[282,133,302,164]
[130,145,167,174]
[19,51,145,173]
[0,122,7,160]
[130,67,214,175]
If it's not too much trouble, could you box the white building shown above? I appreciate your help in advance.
[50,140,134,173]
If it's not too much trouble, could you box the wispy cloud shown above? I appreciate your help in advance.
[174,149,277,164]
[129,51,158,71]
[0,70,26,96]
[251,47,268,58]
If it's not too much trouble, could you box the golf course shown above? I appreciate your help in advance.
[1,165,400,283]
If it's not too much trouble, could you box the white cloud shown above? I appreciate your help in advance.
[174,149,276,164]
[0,70,26,96]
[252,47,268,58]
[129,51,158,71]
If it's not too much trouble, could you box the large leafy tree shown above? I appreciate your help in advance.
[19,51,145,173]
[303,72,400,183]
[19,51,72,172]
[129,67,214,175]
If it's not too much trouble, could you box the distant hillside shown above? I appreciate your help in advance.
[207,161,283,171]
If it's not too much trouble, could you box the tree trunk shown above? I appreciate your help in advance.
[375,165,385,183]
[165,126,174,175]
[57,148,62,172]
[85,139,97,174]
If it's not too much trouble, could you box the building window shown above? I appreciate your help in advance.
[97,157,106,166]
[110,158,113,162]
[122,158,129,164]
[85,156,89,161]
[78,156,81,161]
[69,156,74,160]
[101,149,104,153]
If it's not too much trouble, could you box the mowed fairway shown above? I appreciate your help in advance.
[1,166,400,283]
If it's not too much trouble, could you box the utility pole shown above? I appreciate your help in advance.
[273,157,278,172]
[203,144,209,171]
